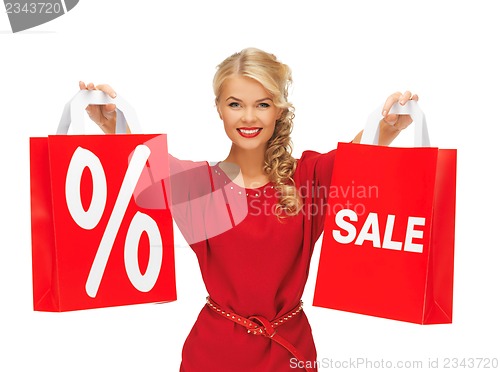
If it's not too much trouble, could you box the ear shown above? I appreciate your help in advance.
[276,108,284,121]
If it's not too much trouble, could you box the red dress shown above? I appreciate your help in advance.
[169,149,336,372]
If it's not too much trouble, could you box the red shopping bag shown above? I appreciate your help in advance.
[30,91,176,312]
[313,102,456,324]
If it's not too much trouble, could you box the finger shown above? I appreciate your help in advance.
[96,84,117,98]
[398,91,413,105]
[381,91,401,117]
[384,113,399,125]
[85,105,95,118]
[102,103,117,119]
[104,103,116,112]
[87,82,95,90]
[411,93,419,102]
[79,81,87,90]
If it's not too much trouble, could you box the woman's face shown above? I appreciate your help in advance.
[217,75,283,153]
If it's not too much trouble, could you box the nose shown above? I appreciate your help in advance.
[241,108,257,123]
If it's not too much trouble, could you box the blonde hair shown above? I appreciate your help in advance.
[213,47,301,217]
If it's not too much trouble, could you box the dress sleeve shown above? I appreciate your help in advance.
[135,154,214,245]
[167,155,216,245]
[294,149,337,245]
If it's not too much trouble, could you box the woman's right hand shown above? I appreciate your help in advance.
[79,81,118,134]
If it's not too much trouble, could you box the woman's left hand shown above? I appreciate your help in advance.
[381,91,419,131]
[351,90,419,145]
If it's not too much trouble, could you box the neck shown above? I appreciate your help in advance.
[223,144,269,187]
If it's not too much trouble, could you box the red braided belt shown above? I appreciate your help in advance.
[205,296,314,372]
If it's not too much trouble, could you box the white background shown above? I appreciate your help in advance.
[1,1,499,371]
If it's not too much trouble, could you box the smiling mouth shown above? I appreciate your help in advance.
[237,128,263,138]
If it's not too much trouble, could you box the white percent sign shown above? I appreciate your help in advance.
[65,144,163,298]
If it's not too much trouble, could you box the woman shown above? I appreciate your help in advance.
[81,47,417,372]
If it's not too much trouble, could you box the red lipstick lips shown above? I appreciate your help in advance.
[237,127,263,138]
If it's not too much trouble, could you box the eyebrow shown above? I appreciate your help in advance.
[225,96,273,103]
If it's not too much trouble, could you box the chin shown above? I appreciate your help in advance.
[233,142,267,152]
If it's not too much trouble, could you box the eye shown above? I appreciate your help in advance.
[228,102,241,108]
[258,102,271,108]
